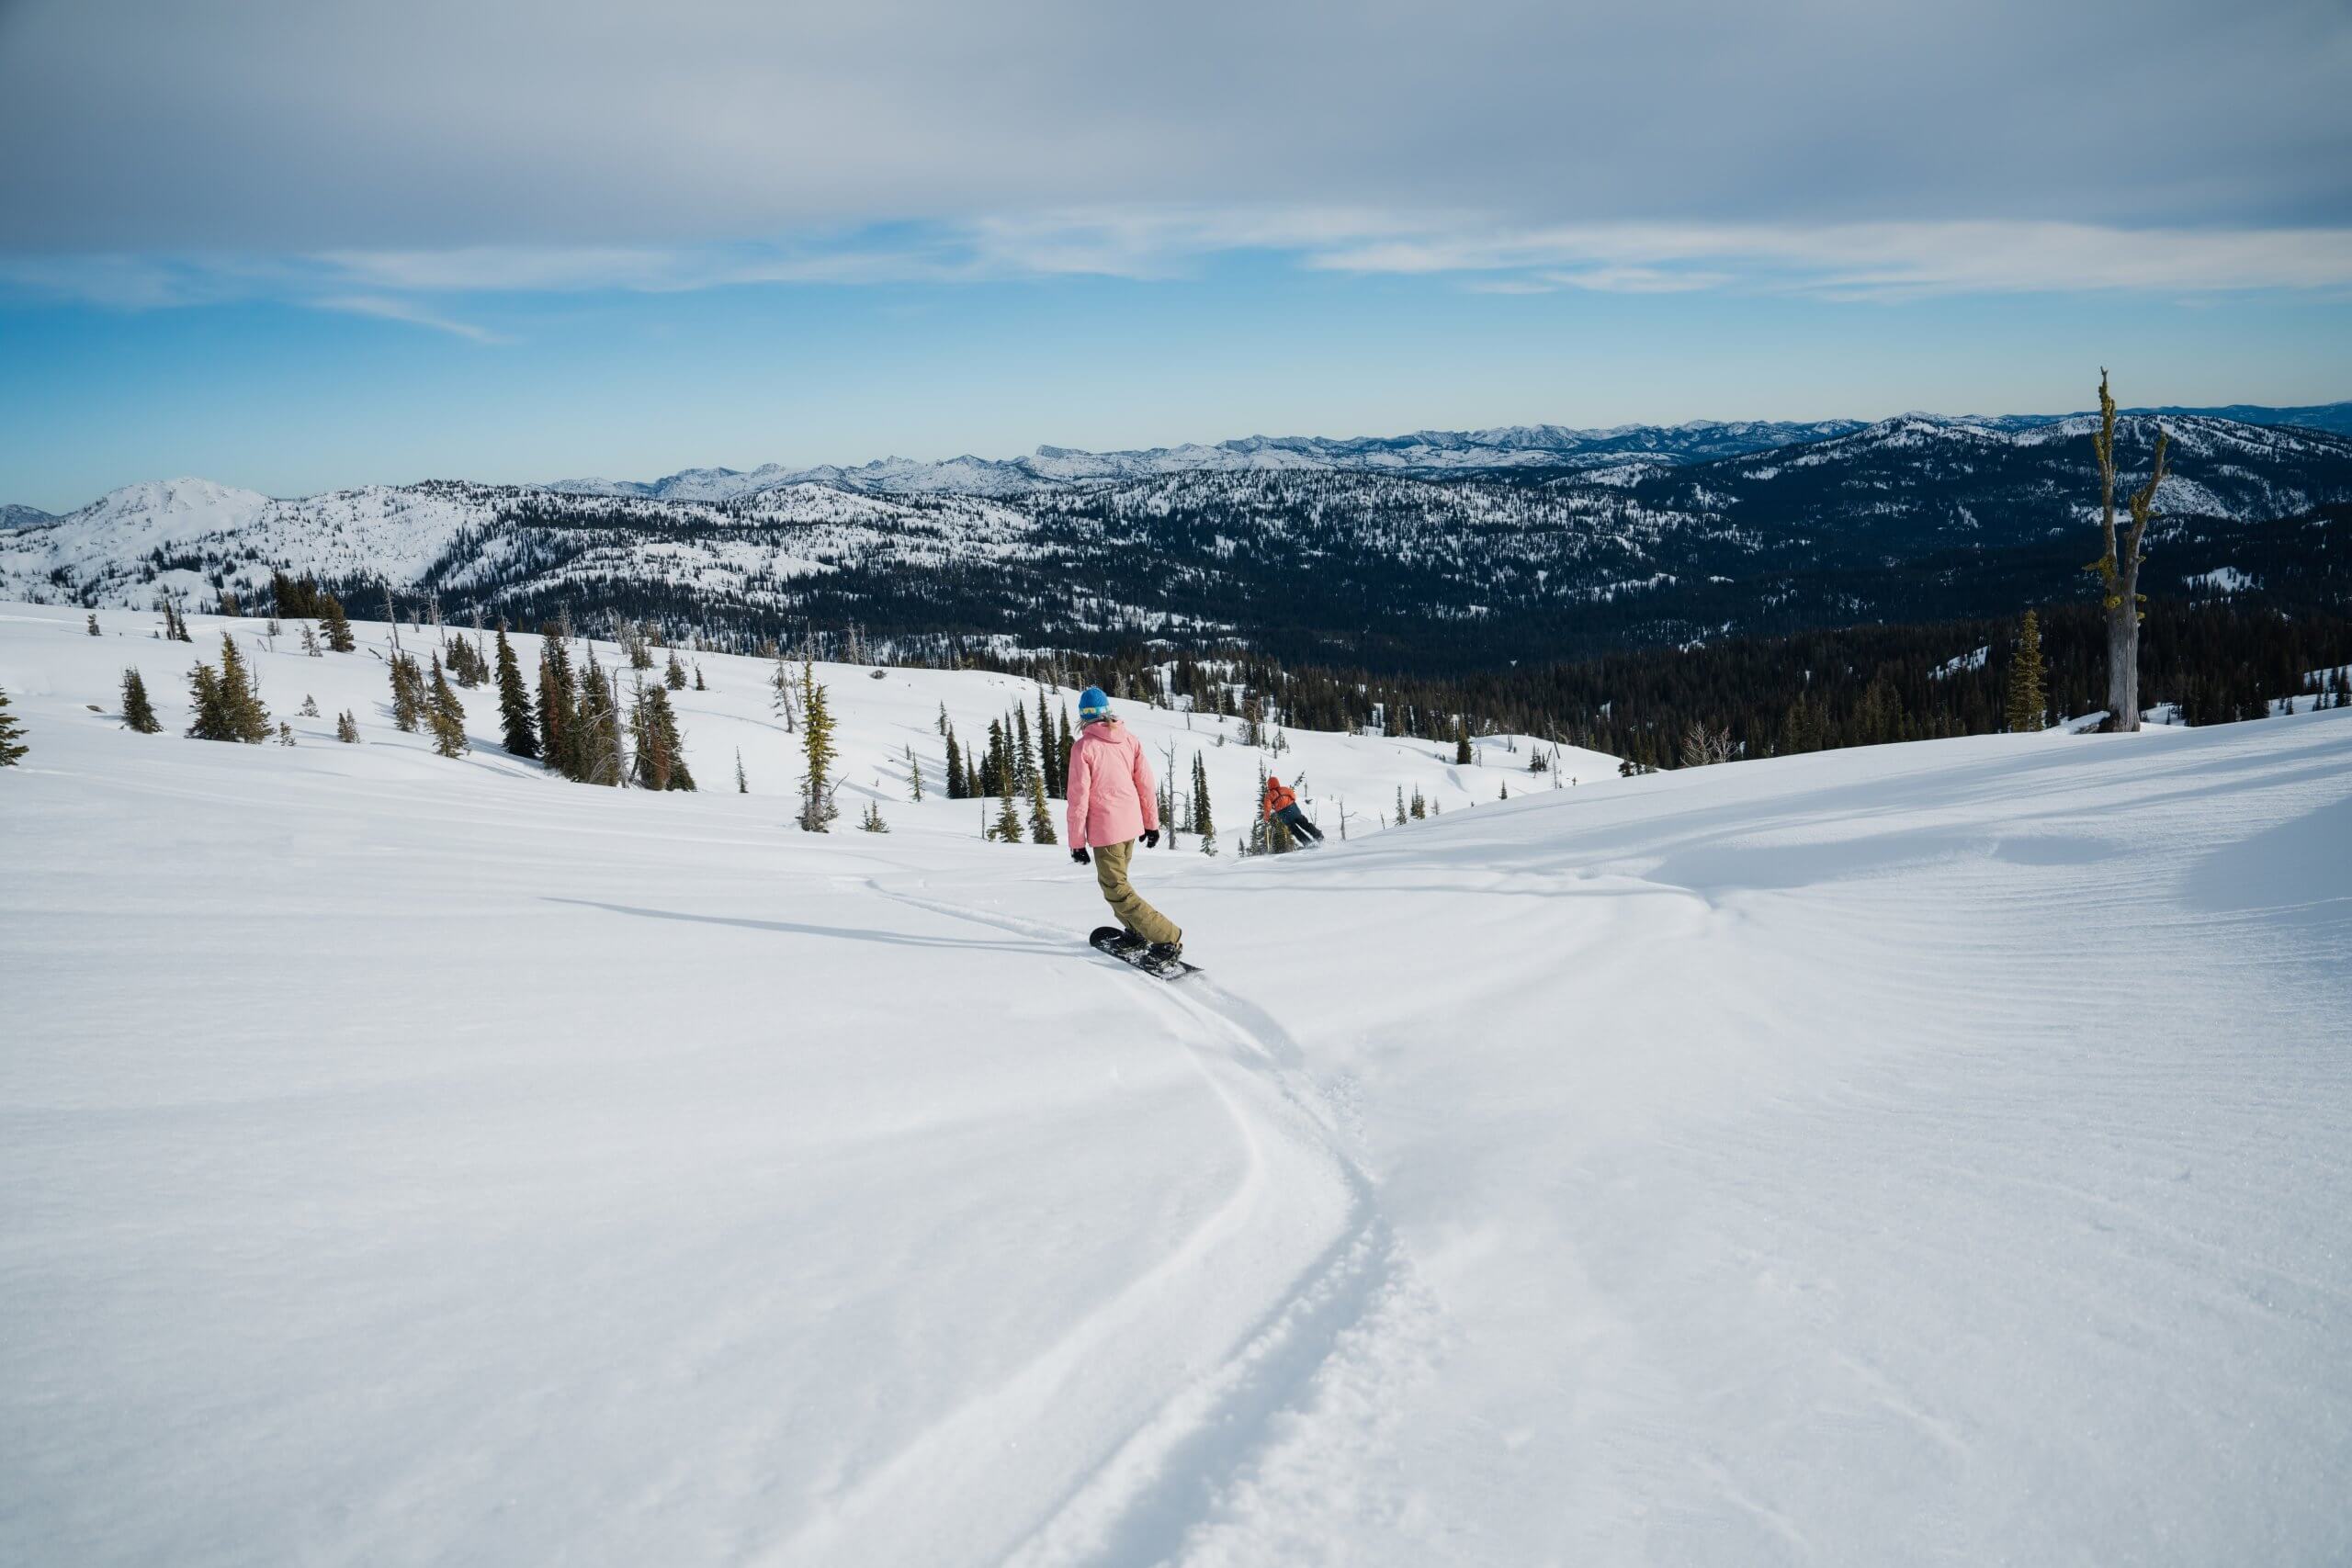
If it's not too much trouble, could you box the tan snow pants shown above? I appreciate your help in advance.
[1093,839,1182,948]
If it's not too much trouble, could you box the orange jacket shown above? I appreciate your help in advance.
[1261,778,1296,818]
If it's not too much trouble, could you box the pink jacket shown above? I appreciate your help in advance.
[1065,720,1160,849]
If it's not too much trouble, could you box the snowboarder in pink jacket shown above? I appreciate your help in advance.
[1065,687,1182,959]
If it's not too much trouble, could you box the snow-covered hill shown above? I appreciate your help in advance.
[4,600,2347,1565]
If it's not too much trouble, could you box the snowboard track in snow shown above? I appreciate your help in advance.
[864,884,1428,1568]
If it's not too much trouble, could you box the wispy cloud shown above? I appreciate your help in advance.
[311,294,510,344]
[6,213,2351,321]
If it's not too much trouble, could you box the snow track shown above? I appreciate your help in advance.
[863,886,1432,1568]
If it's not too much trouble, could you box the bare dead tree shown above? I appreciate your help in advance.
[2087,369,2170,733]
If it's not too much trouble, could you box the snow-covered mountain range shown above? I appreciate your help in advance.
[6,410,2348,668]
[543,420,1878,500]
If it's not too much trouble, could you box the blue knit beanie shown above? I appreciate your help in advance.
[1078,686,1113,723]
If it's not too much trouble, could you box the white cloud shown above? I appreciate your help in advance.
[311,295,510,344]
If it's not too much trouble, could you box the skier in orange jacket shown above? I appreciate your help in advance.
[1260,774,1325,846]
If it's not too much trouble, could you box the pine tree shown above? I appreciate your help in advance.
[538,632,575,775]
[694,662,706,692]
[390,653,424,732]
[120,668,161,733]
[277,721,297,747]
[1396,785,1407,826]
[493,627,539,759]
[630,681,695,790]
[2005,610,2049,733]
[299,694,320,717]
[318,595,356,652]
[944,728,966,798]
[0,684,26,766]
[1027,758,1057,844]
[1410,786,1427,819]
[861,799,889,833]
[215,635,270,742]
[426,655,469,758]
[86,613,100,637]
[1057,705,1074,795]
[336,709,359,743]
[300,624,322,657]
[797,660,838,829]
[994,781,1023,844]
[574,654,623,785]
[907,744,923,801]
[665,650,688,691]
[1192,752,1214,840]
[734,748,748,793]
[937,701,950,738]
[1013,705,1035,794]
[1455,718,1473,765]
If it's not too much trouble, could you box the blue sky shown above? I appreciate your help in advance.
[3,0,2347,511]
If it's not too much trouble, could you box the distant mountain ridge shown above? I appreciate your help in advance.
[543,419,1878,501]
[543,402,2352,500]
[8,409,2349,671]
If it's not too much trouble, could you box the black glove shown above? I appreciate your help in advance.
[1142,829,1160,849]
[1071,847,1091,865]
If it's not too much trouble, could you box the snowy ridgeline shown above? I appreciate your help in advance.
[4,600,2351,1565]
[0,602,1613,843]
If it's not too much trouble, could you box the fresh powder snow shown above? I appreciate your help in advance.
[2,600,2347,1565]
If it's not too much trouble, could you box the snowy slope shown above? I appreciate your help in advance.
[4,602,2348,1566]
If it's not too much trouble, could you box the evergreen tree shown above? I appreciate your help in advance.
[425,655,469,758]
[86,613,100,637]
[2005,610,2049,733]
[1013,705,1035,794]
[994,780,1023,844]
[907,743,923,801]
[1035,690,1059,797]
[629,681,695,790]
[694,662,706,692]
[735,748,748,793]
[277,721,297,747]
[299,694,320,717]
[1057,705,1075,795]
[216,635,271,742]
[861,799,889,833]
[1027,757,1057,844]
[1455,718,1474,764]
[797,660,838,829]
[218,589,243,618]
[318,594,356,652]
[120,668,161,733]
[1192,752,1213,840]
[390,653,424,732]
[300,624,322,657]
[665,649,688,691]
[574,653,623,785]
[336,710,359,743]
[538,631,576,775]
[937,701,950,738]
[1396,785,1407,826]
[493,627,539,759]
[0,684,25,766]
[944,728,966,798]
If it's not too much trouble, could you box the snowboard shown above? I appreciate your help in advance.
[1089,926,1200,980]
